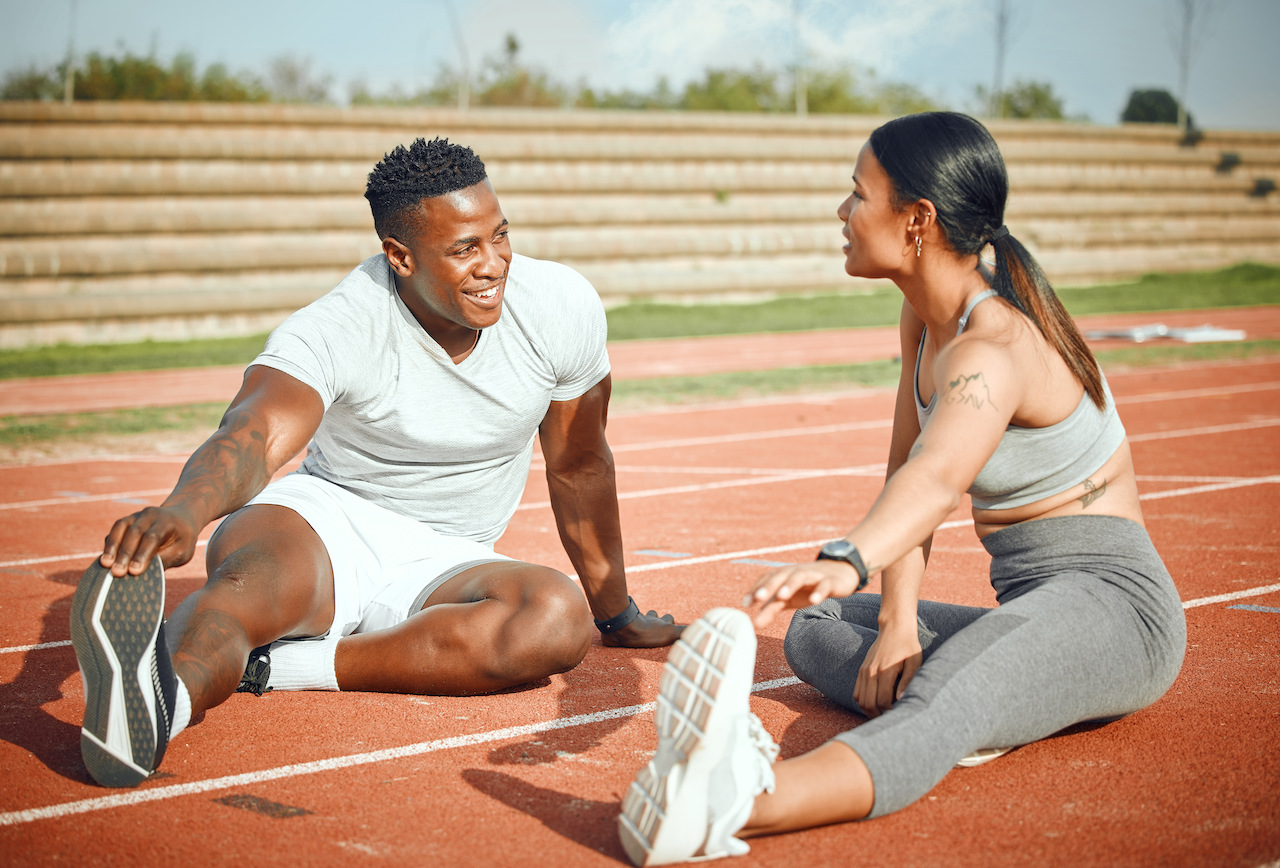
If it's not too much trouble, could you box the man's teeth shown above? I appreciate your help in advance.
[470,287,498,299]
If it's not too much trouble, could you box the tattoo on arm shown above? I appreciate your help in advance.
[172,408,270,519]
[1079,477,1107,508]
[942,372,1000,411]
[171,609,254,699]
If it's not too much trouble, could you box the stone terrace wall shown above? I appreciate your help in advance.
[1,102,1278,348]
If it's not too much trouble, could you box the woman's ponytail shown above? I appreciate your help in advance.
[989,230,1105,410]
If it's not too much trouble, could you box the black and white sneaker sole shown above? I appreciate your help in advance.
[69,558,172,788]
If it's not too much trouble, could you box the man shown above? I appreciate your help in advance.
[69,137,682,789]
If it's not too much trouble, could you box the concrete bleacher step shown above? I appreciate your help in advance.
[2,188,1275,238]
[8,214,1276,283]
[2,122,1256,168]
[2,102,1278,348]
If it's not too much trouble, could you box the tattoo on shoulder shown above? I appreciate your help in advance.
[942,372,999,411]
[1079,477,1107,508]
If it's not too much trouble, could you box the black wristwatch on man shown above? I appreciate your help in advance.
[817,539,870,591]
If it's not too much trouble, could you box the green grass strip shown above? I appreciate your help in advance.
[0,334,269,380]
[2,263,1276,381]
[0,403,226,450]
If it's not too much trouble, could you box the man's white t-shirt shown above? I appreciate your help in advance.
[251,252,611,546]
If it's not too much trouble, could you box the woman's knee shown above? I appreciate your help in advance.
[783,601,846,680]
[782,601,872,713]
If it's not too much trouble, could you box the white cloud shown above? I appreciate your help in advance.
[596,0,985,91]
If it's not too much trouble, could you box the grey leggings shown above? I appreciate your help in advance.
[783,515,1186,818]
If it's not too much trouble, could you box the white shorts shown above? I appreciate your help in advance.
[246,473,511,637]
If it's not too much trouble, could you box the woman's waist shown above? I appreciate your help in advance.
[972,445,1142,539]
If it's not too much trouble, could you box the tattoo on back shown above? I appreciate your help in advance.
[1079,477,1107,508]
[943,372,999,411]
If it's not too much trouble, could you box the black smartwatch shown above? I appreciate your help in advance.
[817,539,870,591]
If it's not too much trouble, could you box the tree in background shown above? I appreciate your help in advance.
[647,64,937,114]
[1121,88,1193,128]
[577,78,680,110]
[1,64,64,101]
[1,43,947,117]
[261,56,332,104]
[471,34,567,108]
[1,49,267,102]
[974,79,1070,120]
[681,66,788,112]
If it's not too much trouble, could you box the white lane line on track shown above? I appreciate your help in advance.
[1128,417,1280,442]
[516,464,886,512]
[1114,380,1280,405]
[3,638,70,653]
[609,419,893,454]
[613,389,883,417]
[4,414,1269,516]
[1136,475,1255,483]
[0,454,191,470]
[1183,582,1280,609]
[7,474,1275,655]
[613,464,852,476]
[0,539,210,571]
[621,519,980,577]
[3,471,1276,601]
[2,563,1274,829]
[1138,475,1280,500]
[0,489,171,511]
[0,676,801,827]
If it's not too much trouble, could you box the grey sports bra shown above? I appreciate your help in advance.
[914,290,1126,511]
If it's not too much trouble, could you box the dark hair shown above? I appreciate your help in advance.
[364,137,488,242]
[869,112,1105,409]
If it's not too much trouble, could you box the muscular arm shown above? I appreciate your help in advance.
[539,374,681,648]
[100,365,325,576]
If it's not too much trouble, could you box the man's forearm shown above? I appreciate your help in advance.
[546,461,630,620]
[162,407,275,529]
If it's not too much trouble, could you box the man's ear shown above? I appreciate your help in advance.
[383,236,413,276]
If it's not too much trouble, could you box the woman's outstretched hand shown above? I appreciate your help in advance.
[747,559,864,628]
[854,626,923,717]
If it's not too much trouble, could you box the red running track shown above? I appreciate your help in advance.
[0,350,1278,866]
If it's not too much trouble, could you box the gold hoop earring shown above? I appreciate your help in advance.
[915,236,922,258]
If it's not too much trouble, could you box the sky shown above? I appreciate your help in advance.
[1,0,1277,130]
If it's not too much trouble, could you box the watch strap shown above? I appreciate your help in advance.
[594,596,640,634]
[817,544,870,591]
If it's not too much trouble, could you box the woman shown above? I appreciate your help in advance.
[618,112,1186,866]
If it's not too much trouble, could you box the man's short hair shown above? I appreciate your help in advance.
[364,137,488,242]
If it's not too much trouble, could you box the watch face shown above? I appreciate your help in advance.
[821,539,855,559]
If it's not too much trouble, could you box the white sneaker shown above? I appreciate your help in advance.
[955,746,1013,768]
[619,608,780,866]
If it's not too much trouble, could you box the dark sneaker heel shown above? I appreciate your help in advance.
[236,644,273,696]
[69,558,173,788]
